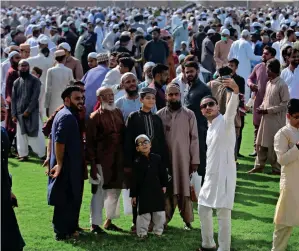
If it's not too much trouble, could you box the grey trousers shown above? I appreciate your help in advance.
[254,145,281,172]
[136,211,165,237]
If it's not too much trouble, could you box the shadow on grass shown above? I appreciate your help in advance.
[236,180,269,189]
[237,171,280,183]
[236,186,279,198]
[8,159,19,167]
[232,210,273,223]
[235,192,278,206]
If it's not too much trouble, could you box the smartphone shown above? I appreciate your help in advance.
[221,75,233,92]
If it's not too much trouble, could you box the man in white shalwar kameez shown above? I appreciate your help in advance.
[228,30,261,101]
[271,99,299,251]
[197,78,240,251]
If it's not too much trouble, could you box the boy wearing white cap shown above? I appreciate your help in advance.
[130,134,168,238]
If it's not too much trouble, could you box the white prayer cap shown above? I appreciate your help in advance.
[8,51,20,60]
[178,54,186,62]
[135,134,150,144]
[295,31,299,37]
[136,27,145,34]
[241,29,250,37]
[143,62,155,71]
[4,47,10,55]
[290,21,297,26]
[252,22,261,27]
[147,27,153,33]
[39,21,46,27]
[61,21,68,27]
[207,29,216,34]
[80,23,88,29]
[58,42,71,52]
[113,24,119,30]
[54,49,65,57]
[111,15,117,21]
[88,52,97,59]
[181,41,187,45]
[16,25,25,32]
[120,72,137,83]
[66,16,73,22]
[95,18,102,24]
[221,29,230,36]
[176,9,183,14]
[38,36,49,45]
[258,17,264,22]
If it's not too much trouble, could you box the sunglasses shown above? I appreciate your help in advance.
[200,101,216,110]
[136,140,150,146]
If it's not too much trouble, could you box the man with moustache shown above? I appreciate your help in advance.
[157,83,199,230]
[47,86,85,241]
[184,61,212,183]
[247,46,276,157]
[87,87,125,233]
[138,62,156,89]
[11,60,45,161]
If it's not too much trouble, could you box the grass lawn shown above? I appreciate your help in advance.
[9,114,299,251]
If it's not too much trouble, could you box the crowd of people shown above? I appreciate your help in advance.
[1,3,299,251]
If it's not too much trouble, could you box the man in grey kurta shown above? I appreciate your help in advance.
[157,84,199,230]
[248,59,290,174]
[11,60,45,160]
[201,29,216,74]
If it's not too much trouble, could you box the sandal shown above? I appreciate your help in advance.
[104,223,123,232]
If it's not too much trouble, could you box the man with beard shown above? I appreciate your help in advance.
[247,46,276,157]
[157,84,199,230]
[148,64,169,110]
[11,60,45,161]
[124,87,168,232]
[248,59,290,175]
[138,62,155,89]
[47,85,84,240]
[87,87,125,233]
[144,26,169,65]
[1,95,26,251]
[108,52,118,69]
[5,51,21,156]
[184,61,212,183]
[272,31,284,61]
[115,73,156,122]
[280,48,299,99]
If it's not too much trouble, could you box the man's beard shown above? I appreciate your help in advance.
[20,70,30,79]
[167,100,182,111]
[69,101,83,112]
[11,61,19,69]
[101,102,116,111]
[126,88,138,97]
[145,75,153,83]
[187,75,197,84]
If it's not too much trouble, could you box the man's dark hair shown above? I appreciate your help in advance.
[40,47,50,58]
[282,45,292,60]
[183,55,197,64]
[119,35,131,43]
[287,99,299,115]
[56,37,67,46]
[267,58,280,74]
[264,45,276,57]
[61,85,82,100]
[152,64,169,78]
[72,80,85,87]
[55,55,66,63]
[228,58,239,67]
[218,66,232,77]
[129,27,137,33]
[184,61,199,70]
[119,57,135,71]
[135,35,144,43]
[32,67,42,77]
[286,29,294,38]
[110,52,118,58]
[200,95,218,105]
[32,29,40,37]
[290,48,299,57]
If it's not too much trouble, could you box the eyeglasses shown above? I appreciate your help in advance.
[167,93,180,97]
[200,101,216,110]
[136,140,150,146]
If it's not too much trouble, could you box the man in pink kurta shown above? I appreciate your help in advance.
[214,29,233,70]
[247,46,276,156]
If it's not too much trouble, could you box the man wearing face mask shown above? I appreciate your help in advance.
[214,29,233,70]
[157,83,199,230]
[172,20,189,52]
[11,60,45,161]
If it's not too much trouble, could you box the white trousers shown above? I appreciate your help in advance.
[90,164,121,225]
[137,211,165,237]
[16,119,45,158]
[198,205,231,251]
[271,224,293,251]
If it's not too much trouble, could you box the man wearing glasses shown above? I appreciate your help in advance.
[196,78,239,251]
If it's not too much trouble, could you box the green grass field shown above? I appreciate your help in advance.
[9,114,299,251]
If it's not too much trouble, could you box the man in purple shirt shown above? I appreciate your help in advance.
[82,53,110,119]
[247,46,276,157]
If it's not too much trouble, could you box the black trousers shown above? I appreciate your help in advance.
[236,116,245,155]
[198,130,207,186]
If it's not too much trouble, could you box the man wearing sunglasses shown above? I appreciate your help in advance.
[197,78,239,251]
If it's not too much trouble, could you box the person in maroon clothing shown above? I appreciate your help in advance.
[5,51,21,156]
[247,46,276,157]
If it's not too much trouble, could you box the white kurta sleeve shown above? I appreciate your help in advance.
[223,92,239,126]
[274,129,299,166]
[227,41,236,61]
[245,42,261,61]
[44,69,52,109]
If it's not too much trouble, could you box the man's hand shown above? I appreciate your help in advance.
[191,164,198,172]
[131,197,136,207]
[90,164,98,180]
[250,84,258,92]
[162,187,166,193]
[222,78,239,94]
[12,117,17,123]
[23,111,30,117]
[257,108,268,114]
[6,97,11,105]
[42,157,50,175]
[49,164,62,178]
[46,108,50,118]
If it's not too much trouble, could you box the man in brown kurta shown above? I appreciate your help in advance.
[86,87,125,233]
[248,59,290,174]
[157,84,199,230]
[213,29,233,70]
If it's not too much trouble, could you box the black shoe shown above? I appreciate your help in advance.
[55,234,67,241]
[91,226,107,235]
[249,151,257,157]
[237,153,244,158]
[183,223,193,231]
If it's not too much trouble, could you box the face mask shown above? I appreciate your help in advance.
[221,36,228,41]
[62,27,69,32]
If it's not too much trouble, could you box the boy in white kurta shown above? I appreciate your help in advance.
[197,78,239,251]
[271,98,299,251]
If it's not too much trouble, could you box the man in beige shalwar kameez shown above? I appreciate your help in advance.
[157,84,200,230]
[271,98,299,251]
[248,59,290,175]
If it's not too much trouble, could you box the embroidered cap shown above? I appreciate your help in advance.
[140,87,156,96]
[96,53,109,63]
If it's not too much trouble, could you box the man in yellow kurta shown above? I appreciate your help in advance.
[271,98,299,251]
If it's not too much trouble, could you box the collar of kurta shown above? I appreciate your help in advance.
[139,109,152,116]
[208,113,222,127]
[270,76,281,84]
[286,123,299,132]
